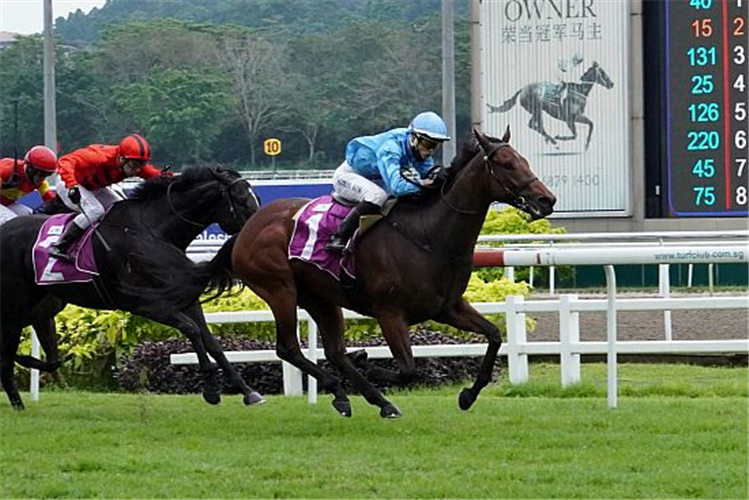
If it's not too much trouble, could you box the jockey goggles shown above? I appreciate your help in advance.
[26,165,51,186]
[122,158,146,177]
[414,133,442,152]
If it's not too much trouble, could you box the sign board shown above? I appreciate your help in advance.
[646,0,748,217]
[263,138,282,156]
[479,0,631,216]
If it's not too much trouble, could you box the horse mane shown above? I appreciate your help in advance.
[128,165,239,202]
[449,133,480,173]
[396,134,488,208]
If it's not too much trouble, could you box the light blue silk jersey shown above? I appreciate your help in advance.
[344,127,435,196]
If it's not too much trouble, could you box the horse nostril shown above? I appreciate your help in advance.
[539,196,556,211]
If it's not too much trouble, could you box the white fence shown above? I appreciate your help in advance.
[171,236,748,409]
[170,294,749,406]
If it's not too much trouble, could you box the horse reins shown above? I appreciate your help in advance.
[483,142,539,214]
[438,142,539,215]
[166,177,249,228]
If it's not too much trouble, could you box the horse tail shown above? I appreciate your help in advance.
[493,89,522,112]
[119,236,240,313]
[200,235,242,303]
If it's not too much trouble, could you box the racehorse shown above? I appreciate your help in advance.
[218,128,555,418]
[488,61,614,151]
[0,166,263,410]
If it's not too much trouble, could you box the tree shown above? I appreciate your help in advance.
[94,20,221,86]
[111,69,230,165]
[0,35,101,156]
[217,34,294,167]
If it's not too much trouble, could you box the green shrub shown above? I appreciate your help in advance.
[477,207,569,285]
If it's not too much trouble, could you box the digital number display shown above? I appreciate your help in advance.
[664,0,748,216]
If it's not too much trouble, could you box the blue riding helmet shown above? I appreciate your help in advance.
[408,111,450,142]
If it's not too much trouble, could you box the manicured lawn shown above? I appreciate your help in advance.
[1,363,746,499]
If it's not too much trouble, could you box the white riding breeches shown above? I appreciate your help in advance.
[331,161,388,206]
[57,184,124,230]
[0,202,32,226]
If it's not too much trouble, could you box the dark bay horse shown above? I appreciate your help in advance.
[489,61,614,150]
[224,128,555,418]
[0,166,263,410]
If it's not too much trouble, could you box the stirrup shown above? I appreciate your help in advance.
[326,236,348,253]
[48,246,73,262]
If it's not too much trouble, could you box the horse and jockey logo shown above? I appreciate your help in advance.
[487,60,614,152]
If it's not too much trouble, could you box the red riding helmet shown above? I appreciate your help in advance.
[24,145,58,173]
[118,133,152,161]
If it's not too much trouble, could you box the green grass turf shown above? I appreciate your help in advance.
[1,363,746,499]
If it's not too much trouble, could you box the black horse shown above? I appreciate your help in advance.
[0,166,263,410]
[488,61,614,151]
[206,129,555,418]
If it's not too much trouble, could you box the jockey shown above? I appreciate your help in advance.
[556,52,584,111]
[326,111,450,252]
[48,133,167,261]
[0,145,58,226]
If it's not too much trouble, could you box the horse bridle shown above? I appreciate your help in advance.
[167,176,250,228]
[439,142,539,215]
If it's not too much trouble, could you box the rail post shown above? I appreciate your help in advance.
[30,329,40,401]
[505,295,528,383]
[604,265,618,409]
[559,294,581,386]
[307,320,318,404]
[282,321,304,396]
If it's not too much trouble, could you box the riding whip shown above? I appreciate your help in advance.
[75,197,113,253]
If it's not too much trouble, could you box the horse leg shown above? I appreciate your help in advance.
[521,93,558,147]
[435,299,502,411]
[14,296,65,373]
[185,303,264,406]
[576,114,594,150]
[15,317,61,373]
[0,324,25,410]
[303,300,401,418]
[555,120,578,142]
[269,294,355,417]
[363,312,418,386]
[149,310,222,404]
[528,113,558,147]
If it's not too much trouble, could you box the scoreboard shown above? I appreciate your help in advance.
[645,0,748,218]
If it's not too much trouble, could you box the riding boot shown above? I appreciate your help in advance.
[48,223,86,262]
[326,201,380,252]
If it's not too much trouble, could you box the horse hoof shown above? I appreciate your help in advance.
[202,392,221,405]
[332,399,352,417]
[12,401,25,411]
[243,391,265,406]
[458,388,476,411]
[380,403,402,419]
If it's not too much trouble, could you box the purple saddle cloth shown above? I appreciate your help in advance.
[32,214,100,285]
[288,196,357,280]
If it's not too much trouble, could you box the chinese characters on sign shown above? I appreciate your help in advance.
[481,0,631,216]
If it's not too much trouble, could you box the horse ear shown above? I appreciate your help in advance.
[473,128,491,151]
[501,125,511,143]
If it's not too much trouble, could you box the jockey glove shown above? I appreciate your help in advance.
[425,165,448,189]
[67,186,81,205]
